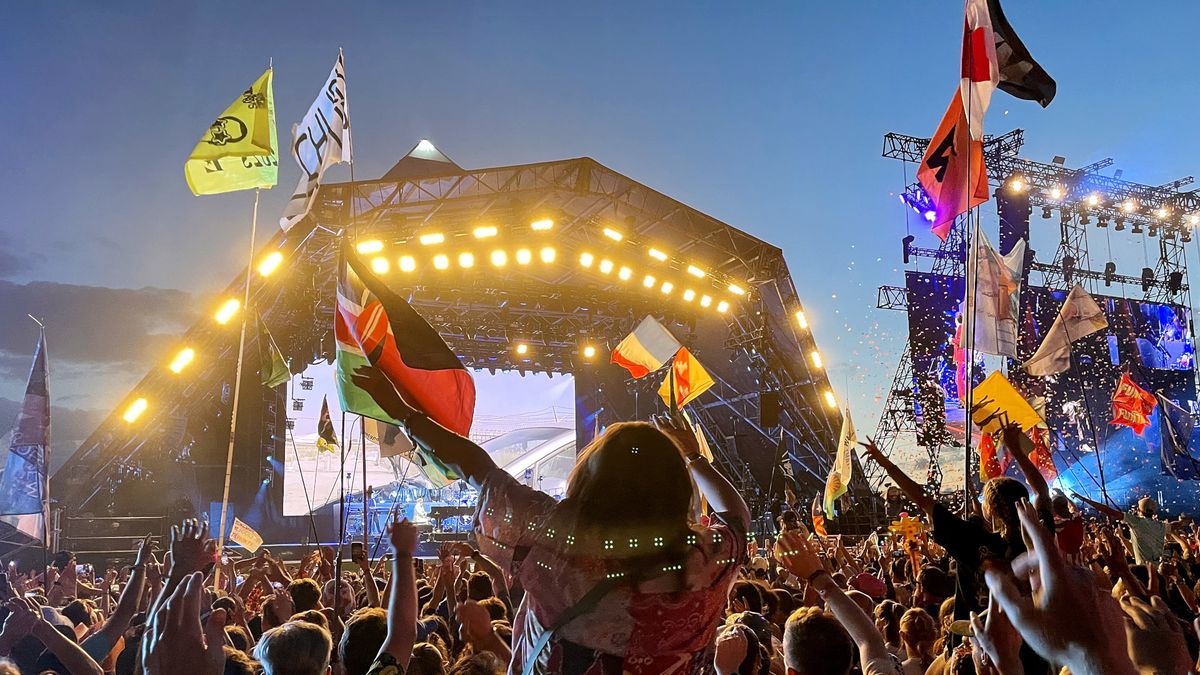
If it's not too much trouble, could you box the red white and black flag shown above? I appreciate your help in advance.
[961,0,999,141]
[988,0,1057,107]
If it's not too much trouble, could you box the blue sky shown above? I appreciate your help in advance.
[3,1,1200,458]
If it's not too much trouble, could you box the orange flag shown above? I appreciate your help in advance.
[979,433,1007,481]
[917,89,989,240]
[1028,427,1058,482]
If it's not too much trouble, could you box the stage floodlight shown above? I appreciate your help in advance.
[123,398,148,423]
[824,390,837,409]
[399,255,417,272]
[582,345,597,359]
[1041,206,1052,219]
[419,232,445,246]
[660,281,674,294]
[699,295,712,307]
[617,266,632,281]
[1049,186,1063,200]
[579,252,594,268]
[371,257,390,274]
[686,265,705,278]
[490,250,507,267]
[716,300,729,313]
[599,259,614,274]
[1086,193,1101,207]
[515,343,529,355]
[1190,214,1200,227]
[458,252,475,268]
[1122,199,1136,213]
[795,310,808,329]
[433,254,450,270]
[539,247,556,263]
[1008,177,1025,193]
[728,283,746,296]
[214,298,241,325]
[356,240,384,254]
[169,347,194,374]
[811,351,823,369]
[515,249,532,265]
[1115,218,1126,231]
[642,274,656,288]
[257,251,284,277]
[473,225,498,239]
[602,228,623,241]
[531,218,554,231]
[682,289,696,302]
[648,248,668,262]
[1156,207,1169,219]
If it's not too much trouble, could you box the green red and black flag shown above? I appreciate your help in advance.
[256,313,291,388]
[316,395,338,454]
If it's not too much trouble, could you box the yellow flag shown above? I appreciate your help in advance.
[970,371,1043,436]
[184,68,278,195]
[657,348,715,408]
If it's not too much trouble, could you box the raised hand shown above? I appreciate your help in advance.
[652,413,700,457]
[772,531,824,581]
[969,592,1022,674]
[1121,594,1191,674]
[351,366,413,418]
[857,438,885,464]
[3,597,44,637]
[456,599,492,645]
[135,534,156,568]
[142,572,227,675]
[388,517,418,557]
[169,519,216,579]
[984,500,1136,675]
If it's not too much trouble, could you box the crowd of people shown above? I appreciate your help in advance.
[3,378,1200,674]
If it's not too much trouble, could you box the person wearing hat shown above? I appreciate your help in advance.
[1073,493,1172,565]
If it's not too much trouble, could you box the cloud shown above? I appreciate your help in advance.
[0,234,41,279]
[0,397,107,472]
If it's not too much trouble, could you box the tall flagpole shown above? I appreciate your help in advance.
[215,187,261,589]
[27,316,49,592]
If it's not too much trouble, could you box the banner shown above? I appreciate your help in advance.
[280,52,352,230]
[229,517,263,553]
[184,69,278,195]
[823,408,856,517]
[657,348,714,409]
[970,370,1042,436]
[0,335,49,540]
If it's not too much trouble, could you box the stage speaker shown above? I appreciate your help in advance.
[760,391,780,428]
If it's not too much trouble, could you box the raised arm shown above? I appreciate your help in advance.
[352,366,497,487]
[11,598,104,675]
[1072,492,1124,520]
[654,415,751,529]
[860,438,935,515]
[91,535,152,645]
[377,517,418,671]
[1002,425,1050,510]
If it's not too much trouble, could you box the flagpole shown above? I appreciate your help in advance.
[29,316,49,597]
[962,27,979,515]
[361,419,369,549]
[214,187,260,589]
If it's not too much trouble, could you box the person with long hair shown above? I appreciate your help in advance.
[353,367,751,675]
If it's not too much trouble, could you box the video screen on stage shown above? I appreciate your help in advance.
[904,272,973,444]
[281,367,576,518]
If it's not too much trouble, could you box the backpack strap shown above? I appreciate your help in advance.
[520,576,622,675]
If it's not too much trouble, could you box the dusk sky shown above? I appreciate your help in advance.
[4,2,1200,464]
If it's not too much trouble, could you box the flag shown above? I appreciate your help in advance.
[364,418,414,459]
[337,244,475,487]
[810,494,827,538]
[917,90,989,240]
[823,407,856,518]
[317,396,338,454]
[979,433,1009,481]
[657,348,715,409]
[0,334,49,540]
[969,371,1043,436]
[611,316,682,378]
[1157,393,1200,480]
[988,0,1056,107]
[1110,373,1156,435]
[280,51,352,230]
[257,314,291,388]
[1023,284,1109,376]
[961,0,999,140]
[184,68,278,195]
[228,517,263,553]
[1028,427,1058,482]
[964,224,1025,357]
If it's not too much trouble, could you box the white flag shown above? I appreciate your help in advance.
[1024,284,1108,376]
[964,224,1025,358]
[280,51,352,230]
[961,0,1000,140]
[823,407,856,518]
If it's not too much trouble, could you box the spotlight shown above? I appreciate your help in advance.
[1096,216,1108,229]
[1149,225,1159,238]
[1079,212,1090,225]
[699,295,713,307]
[418,232,445,245]
[1086,193,1101,207]
[458,252,475,268]
[1049,186,1063,200]
[795,310,808,329]
[643,274,656,288]
[1041,206,1052,219]
[490,250,507,267]
[356,240,384,254]
[539,247,556,263]
[1122,199,1136,213]
[214,298,241,325]
[1190,214,1200,227]
[824,390,837,409]
[728,283,746,296]
[599,259,614,274]
[686,265,705,278]
[579,252,594,268]
[811,351,823,369]
[169,347,195,374]
[433,254,450,270]
[515,343,529,356]
[660,281,674,294]
[648,248,668,262]
[1156,207,1170,219]
[473,225,498,239]
[682,289,696,301]
[617,266,632,281]
[582,345,597,359]
[1132,222,1143,234]
[257,251,284,277]
[602,228,623,241]
[265,454,274,463]
[399,255,416,272]
[123,398,148,423]
[515,249,532,265]
[716,300,730,313]
[923,210,937,223]
[1008,177,1025,193]
[530,218,554,231]
[371,256,390,274]
[1115,218,1126,231]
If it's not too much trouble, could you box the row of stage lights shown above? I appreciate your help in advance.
[120,220,824,423]
[1007,177,1200,241]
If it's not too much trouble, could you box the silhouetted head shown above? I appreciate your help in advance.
[981,477,1029,540]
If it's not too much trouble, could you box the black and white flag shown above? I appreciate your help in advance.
[280,50,352,230]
